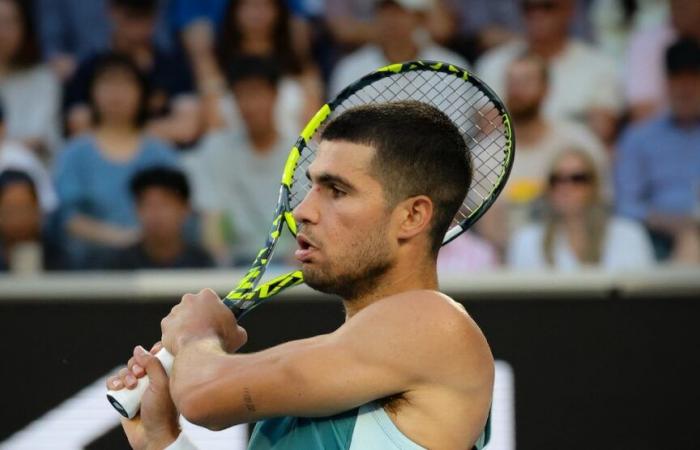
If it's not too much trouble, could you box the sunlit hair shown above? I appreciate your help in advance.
[542,148,607,266]
[321,101,472,255]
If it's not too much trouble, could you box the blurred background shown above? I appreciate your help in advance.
[0,0,698,448]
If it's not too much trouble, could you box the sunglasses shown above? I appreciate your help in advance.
[548,172,593,187]
[522,1,559,12]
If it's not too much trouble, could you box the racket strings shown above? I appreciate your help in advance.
[289,70,510,238]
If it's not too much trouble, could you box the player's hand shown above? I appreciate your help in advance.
[161,288,248,355]
[106,343,180,450]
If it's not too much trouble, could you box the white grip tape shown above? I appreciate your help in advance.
[106,347,174,419]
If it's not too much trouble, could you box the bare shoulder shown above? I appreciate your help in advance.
[345,290,494,389]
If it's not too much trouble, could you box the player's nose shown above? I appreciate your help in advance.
[293,188,320,225]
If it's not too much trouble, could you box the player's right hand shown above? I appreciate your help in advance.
[106,343,180,450]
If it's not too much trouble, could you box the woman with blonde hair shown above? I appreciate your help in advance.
[508,148,654,270]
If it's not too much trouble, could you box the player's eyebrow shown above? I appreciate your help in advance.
[305,169,356,192]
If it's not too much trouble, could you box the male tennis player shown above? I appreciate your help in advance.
[108,101,494,450]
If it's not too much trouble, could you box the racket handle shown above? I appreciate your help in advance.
[106,347,174,419]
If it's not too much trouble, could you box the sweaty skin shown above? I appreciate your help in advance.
[109,140,494,450]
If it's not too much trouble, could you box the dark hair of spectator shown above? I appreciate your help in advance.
[1,0,41,70]
[665,38,700,75]
[108,0,158,15]
[87,53,151,128]
[321,101,471,255]
[225,56,282,87]
[217,0,302,76]
[0,170,38,200]
[130,167,190,203]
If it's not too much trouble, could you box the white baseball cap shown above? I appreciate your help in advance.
[376,0,432,12]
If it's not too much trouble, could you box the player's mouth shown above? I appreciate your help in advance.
[295,234,318,262]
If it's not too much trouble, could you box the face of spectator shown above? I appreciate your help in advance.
[522,0,573,43]
[668,71,700,122]
[670,0,700,37]
[92,67,143,126]
[506,58,547,121]
[376,3,421,45]
[136,187,189,243]
[547,153,597,218]
[235,0,279,39]
[0,0,21,64]
[232,78,277,139]
[110,6,156,48]
[0,182,41,243]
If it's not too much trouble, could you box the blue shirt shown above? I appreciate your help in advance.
[54,134,178,228]
[615,114,700,220]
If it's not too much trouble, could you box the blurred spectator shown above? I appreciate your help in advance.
[615,38,700,263]
[329,0,468,96]
[0,170,63,272]
[475,52,607,257]
[33,0,173,81]
[508,149,654,270]
[63,0,197,146]
[590,0,668,64]
[183,0,322,137]
[55,54,179,268]
[476,0,622,146]
[624,0,700,122]
[186,60,296,265]
[0,0,61,155]
[106,167,213,270]
[437,232,499,274]
[0,101,57,214]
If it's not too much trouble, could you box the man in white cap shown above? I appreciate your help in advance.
[329,0,468,95]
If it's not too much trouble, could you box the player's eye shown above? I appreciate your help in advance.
[330,185,346,198]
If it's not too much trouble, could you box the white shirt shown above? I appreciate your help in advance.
[329,43,469,97]
[476,40,623,122]
[0,65,62,153]
[507,217,655,271]
[0,139,57,213]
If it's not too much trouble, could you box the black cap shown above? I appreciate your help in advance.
[666,38,700,75]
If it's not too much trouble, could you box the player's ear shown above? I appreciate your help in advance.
[395,195,433,241]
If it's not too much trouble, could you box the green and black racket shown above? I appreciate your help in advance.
[107,60,515,418]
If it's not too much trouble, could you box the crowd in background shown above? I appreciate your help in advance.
[0,0,699,275]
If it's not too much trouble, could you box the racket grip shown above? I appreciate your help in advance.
[106,347,174,419]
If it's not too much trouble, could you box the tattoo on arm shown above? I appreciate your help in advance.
[243,387,256,412]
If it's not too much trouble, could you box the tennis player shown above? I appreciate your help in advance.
[108,101,494,450]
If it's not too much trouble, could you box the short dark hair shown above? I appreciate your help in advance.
[0,169,37,200]
[321,101,471,254]
[666,38,700,75]
[130,167,190,203]
[225,56,281,88]
[87,52,151,127]
[109,0,158,15]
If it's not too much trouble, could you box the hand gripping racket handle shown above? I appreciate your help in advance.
[106,347,174,419]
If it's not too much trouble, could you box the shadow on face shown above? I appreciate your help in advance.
[136,187,189,243]
[0,182,41,243]
[546,151,598,218]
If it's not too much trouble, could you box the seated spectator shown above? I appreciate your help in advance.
[55,54,179,268]
[0,101,56,214]
[0,170,64,272]
[0,0,61,155]
[476,0,622,146]
[33,0,173,81]
[508,149,655,271]
[182,0,322,137]
[106,167,213,270]
[623,0,700,122]
[63,0,197,147]
[615,38,700,263]
[186,59,296,265]
[328,0,468,96]
[474,52,607,257]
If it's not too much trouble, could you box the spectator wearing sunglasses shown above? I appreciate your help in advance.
[507,148,654,271]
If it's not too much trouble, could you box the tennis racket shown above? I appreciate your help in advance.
[107,60,515,419]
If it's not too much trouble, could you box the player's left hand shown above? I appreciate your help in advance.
[161,288,248,355]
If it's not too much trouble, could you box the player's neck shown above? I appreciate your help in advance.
[343,258,438,319]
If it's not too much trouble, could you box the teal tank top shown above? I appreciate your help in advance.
[248,402,490,450]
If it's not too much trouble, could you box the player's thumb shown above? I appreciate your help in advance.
[133,345,169,391]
